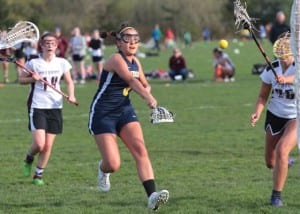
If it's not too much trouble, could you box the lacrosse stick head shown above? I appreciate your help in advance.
[273,32,293,59]
[0,21,40,50]
[150,106,175,124]
[233,0,257,32]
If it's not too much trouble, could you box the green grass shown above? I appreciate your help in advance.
[1,39,300,214]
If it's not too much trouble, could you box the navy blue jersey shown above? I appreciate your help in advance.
[88,51,140,135]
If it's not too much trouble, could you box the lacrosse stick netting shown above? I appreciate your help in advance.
[290,0,300,148]
[150,106,175,124]
[233,0,278,79]
[0,21,39,49]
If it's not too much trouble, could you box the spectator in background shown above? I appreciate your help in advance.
[183,31,192,48]
[0,30,10,83]
[213,48,235,82]
[168,48,188,81]
[12,42,26,82]
[151,24,162,52]
[54,27,69,58]
[69,26,87,84]
[202,27,211,41]
[269,11,290,44]
[259,25,267,40]
[23,41,39,61]
[0,48,10,83]
[164,27,175,49]
[88,29,104,81]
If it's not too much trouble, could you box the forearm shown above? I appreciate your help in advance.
[129,78,154,101]
[18,76,35,84]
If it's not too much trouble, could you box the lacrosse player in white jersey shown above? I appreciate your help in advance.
[250,32,297,207]
[19,32,77,185]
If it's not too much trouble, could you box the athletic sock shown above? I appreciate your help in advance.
[34,166,44,179]
[143,179,156,197]
[271,190,281,199]
[25,153,34,164]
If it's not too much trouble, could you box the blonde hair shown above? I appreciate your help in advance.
[273,32,292,58]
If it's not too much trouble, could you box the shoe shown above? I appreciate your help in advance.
[23,162,32,177]
[80,79,86,84]
[148,190,169,211]
[98,160,110,192]
[288,157,295,168]
[33,178,44,186]
[271,197,283,207]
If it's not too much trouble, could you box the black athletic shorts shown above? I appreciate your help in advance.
[264,110,295,136]
[92,56,103,63]
[28,108,63,134]
[72,54,85,62]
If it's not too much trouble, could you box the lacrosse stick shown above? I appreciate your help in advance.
[150,106,175,124]
[0,56,78,106]
[0,21,40,49]
[233,0,278,79]
[290,0,300,148]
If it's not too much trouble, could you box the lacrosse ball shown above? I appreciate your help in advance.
[234,48,240,54]
[219,39,228,49]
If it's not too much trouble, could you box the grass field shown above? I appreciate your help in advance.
[1,39,300,214]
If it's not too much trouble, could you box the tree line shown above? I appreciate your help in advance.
[0,0,293,42]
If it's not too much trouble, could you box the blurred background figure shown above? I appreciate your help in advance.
[183,31,192,48]
[0,30,10,83]
[88,29,104,81]
[269,11,290,44]
[23,41,39,61]
[151,24,162,52]
[69,26,87,84]
[0,48,10,83]
[202,27,211,41]
[54,27,69,58]
[168,48,188,81]
[164,27,176,49]
[213,48,235,82]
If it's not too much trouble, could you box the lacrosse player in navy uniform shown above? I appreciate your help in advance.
[88,23,169,211]
[250,32,296,207]
[20,32,77,185]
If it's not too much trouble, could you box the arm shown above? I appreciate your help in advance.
[106,54,156,108]
[63,71,77,104]
[276,74,294,84]
[18,63,41,84]
[250,82,272,127]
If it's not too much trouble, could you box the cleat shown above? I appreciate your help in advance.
[98,160,110,192]
[148,190,169,210]
[23,162,32,177]
[33,178,44,186]
[271,197,283,207]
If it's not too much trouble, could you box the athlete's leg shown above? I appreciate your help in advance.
[265,127,281,169]
[36,132,56,169]
[273,120,297,191]
[119,121,154,181]
[94,133,120,173]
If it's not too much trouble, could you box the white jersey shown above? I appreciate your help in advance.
[69,35,86,56]
[25,56,72,109]
[260,60,296,118]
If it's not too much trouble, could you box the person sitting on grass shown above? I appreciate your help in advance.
[168,48,188,81]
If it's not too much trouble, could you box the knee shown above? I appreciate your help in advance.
[105,159,121,173]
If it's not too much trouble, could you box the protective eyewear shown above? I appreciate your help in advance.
[119,33,140,44]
